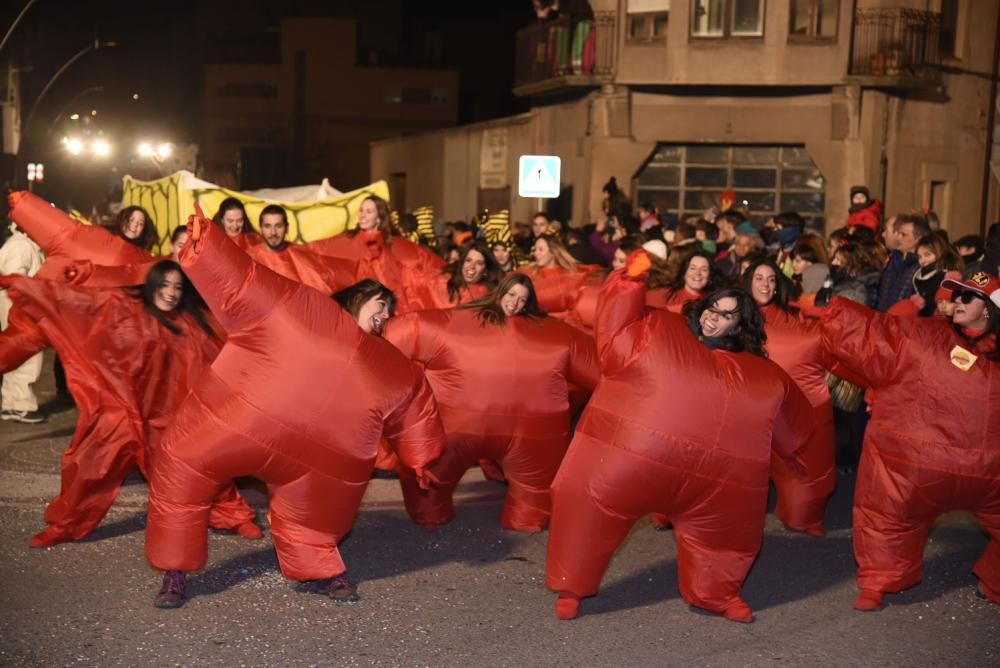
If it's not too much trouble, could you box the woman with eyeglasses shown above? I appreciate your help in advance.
[546,252,812,624]
[818,272,1000,611]
[0,260,258,548]
[743,259,835,537]
[385,273,599,532]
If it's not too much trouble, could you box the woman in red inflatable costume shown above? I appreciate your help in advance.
[385,273,600,532]
[743,259,835,537]
[410,240,502,310]
[144,209,445,608]
[213,197,263,251]
[546,253,812,623]
[0,260,258,548]
[0,192,154,371]
[303,195,444,313]
[646,248,727,312]
[517,234,598,319]
[818,272,1000,611]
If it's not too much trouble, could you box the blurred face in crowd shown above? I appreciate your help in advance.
[501,283,530,316]
[827,236,840,260]
[260,213,288,252]
[533,238,555,268]
[154,269,184,313]
[612,248,628,271]
[358,199,380,232]
[916,245,939,269]
[492,243,511,268]
[896,222,919,254]
[356,294,391,335]
[882,217,899,251]
[221,209,246,237]
[791,254,811,276]
[717,218,736,244]
[831,251,845,268]
[852,192,868,206]
[171,230,190,261]
[733,234,753,259]
[122,210,147,240]
[462,249,487,284]
[956,244,977,258]
[532,215,550,238]
[684,256,711,293]
[446,247,461,264]
[699,295,740,338]
[750,265,777,306]
[952,291,989,330]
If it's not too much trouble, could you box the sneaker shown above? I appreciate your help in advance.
[299,575,361,603]
[153,571,187,609]
[1,409,44,424]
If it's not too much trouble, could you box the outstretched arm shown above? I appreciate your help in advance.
[566,324,600,392]
[820,297,905,390]
[180,206,299,335]
[771,374,815,475]
[383,310,447,364]
[383,371,446,489]
[595,254,651,373]
[0,298,48,374]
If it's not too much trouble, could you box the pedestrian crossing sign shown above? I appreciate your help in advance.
[518,155,561,199]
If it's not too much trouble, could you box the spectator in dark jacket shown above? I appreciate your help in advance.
[875,213,930,312]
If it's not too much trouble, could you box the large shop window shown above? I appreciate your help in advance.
[634,144,826,228]
[691,0,764,38]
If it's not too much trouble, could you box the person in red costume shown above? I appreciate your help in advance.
[846,186,882,234]
[818,271,1000,611]
[303,195,444,312]
[385,273,600,532]
[648,248,728,312]
[0,260,259,548]
[246,204,357,294]
[213,197,262,251]
[409,241,502,310]
[518,234,598,319]
[546,253,813,624]
[744,259,835,537]
[145,208,445,608]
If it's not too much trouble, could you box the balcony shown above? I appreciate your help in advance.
[514,12,616,97]
[847,8,944,93]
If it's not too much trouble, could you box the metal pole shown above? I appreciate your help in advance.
[0,0,40,56]
[979,5,1000,236]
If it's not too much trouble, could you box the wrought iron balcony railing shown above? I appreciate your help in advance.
[514,12,615,95]
[849,8,942,81]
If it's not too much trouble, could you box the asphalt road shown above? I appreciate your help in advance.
[0,356,997,667]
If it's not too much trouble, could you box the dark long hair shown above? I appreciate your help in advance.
[347,195,393,244]
[952,298,1000,362]
[212,197,250,234]
[332,279,398,321]
[444,241,502,302]
[741,258,798,315]
[667,248,727,298]
[682,287,767,358]
[458,273,547,326]
[109,205,158,251]
[133,260,213,335]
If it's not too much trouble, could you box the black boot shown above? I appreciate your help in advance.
[154,570,187,609]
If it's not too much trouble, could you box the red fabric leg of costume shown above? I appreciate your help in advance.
[546,434,765,617]
[771,401,836,536]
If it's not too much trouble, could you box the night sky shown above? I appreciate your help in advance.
[2,0,534,206]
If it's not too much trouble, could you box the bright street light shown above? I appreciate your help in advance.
[137,142,153,157]
[92,139,111,157]
[66,137,83,155]
[69,113,79,120]
[156,143,172,159]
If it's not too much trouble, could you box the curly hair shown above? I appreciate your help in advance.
[109,205,158,252]
[667,248,728,299]
[443,241,502,303]
[458,273,547,326]
[682,287,768,358]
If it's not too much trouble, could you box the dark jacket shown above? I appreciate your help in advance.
[876,250,918,312]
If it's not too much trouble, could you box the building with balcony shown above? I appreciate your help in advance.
[202,17,458,191]
[372,0,997,239]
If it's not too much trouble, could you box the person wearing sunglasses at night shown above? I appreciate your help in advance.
[817,271,1000,611]
[545,252,812,624]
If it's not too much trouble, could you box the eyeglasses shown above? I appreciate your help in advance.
[954,291,986,305]
[706,307,739,322]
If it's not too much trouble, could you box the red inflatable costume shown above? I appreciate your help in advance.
[0,192,153,370]
[820,297,1000,608]
[246,243,358,295]
[385,307,599,531]
[145,213,445,586]
[546,269,812,622]
[0,275,256,547]
[760,303,836,536]
[408,272,490,310]
[306,232,444,312]
[516,265,596,319]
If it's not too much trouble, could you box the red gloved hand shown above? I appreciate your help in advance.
[908,293,926,311]
[625,250,651,278]
[414,466,443,491]
[7,191,26,212]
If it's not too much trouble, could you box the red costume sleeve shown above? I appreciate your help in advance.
[247,244,358,295]
[384,310,447,363]
[383,373,446,486]
[594,270,648,373]
[0,301,49,373]
[770,376,814,471]
[820,298,905,390]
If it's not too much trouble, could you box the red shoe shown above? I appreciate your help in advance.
[723,599,754,623]
[235,522,262,539]
[29,527,71,549]
[853,589,884,611]
[555,593,580,620]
